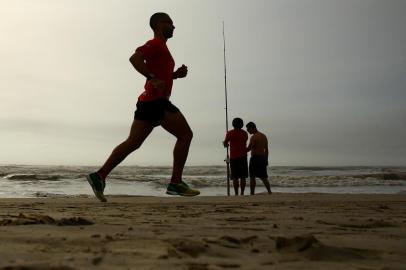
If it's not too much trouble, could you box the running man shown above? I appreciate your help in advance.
[86,12,200,202]
[246,122,272,195]
[223,118,248,196]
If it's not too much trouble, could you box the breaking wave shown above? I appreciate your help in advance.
[1,165,406,190]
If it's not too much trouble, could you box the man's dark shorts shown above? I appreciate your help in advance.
[249,155,268,178]
[230,156,248,179]
[134,98,180,127]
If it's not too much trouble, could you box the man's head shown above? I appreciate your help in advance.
[232,118,244,130]
[150,12,175,39]
[246,122,257,134]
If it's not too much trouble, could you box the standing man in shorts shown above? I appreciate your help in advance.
[86,12,200,202]
[246,122,272,195]
[223,118,248,196]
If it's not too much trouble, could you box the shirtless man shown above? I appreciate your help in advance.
[246,122,272,195]
[86,12,200,202]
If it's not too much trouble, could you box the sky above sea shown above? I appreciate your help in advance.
[1,0,405,166]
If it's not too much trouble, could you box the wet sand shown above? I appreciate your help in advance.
[0,193,405,269]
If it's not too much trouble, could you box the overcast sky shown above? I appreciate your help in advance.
[1,0,405,166]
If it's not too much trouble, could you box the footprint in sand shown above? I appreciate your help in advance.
[0,214,93,226]
[167,238,208,258]
[186,263,209,270]
[203,235,258,249]
[316,219,396,229]
[274,234,380,261]
[0,266,77,270]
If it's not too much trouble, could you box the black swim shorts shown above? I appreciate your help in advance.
[134,98,180,127]
[249,155,268,178]
[230,156,248,179]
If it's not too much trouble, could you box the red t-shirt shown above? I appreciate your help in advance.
[224,129,248,159]
[136,38,175,102]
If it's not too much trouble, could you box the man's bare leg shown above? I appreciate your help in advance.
[97,119,154,179]
[240,178,246,195]
[250,177,256,195]
[261,177,272,194]
[161,111,193,183]
[232,179,239,195]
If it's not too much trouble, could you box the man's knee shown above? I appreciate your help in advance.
[180,128,193,142]
[124,139,142,152]
[187,129,193,140]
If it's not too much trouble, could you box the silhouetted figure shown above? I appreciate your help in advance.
[223,118,248,195]
[246,122,271,195]
[86,12,199,202]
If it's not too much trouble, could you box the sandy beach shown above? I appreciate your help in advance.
[0,193,405,270]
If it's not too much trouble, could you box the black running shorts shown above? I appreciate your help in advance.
[230,156,248,179]
[249,155,268,178]
[134,98,180,127]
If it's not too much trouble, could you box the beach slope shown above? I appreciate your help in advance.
[0,193,405,269]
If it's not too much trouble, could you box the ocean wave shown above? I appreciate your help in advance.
[271,176,406,188]
[4,173,404,188]
[1,166,406,188]
[33,192,85,198]
[108,174,406,188]
[3,174,62,181]
[351,173,406,180]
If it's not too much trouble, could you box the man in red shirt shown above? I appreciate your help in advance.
[86,12,200,202]
[223,118,248,195]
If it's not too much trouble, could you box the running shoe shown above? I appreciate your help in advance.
[166,181,200,196]
[86,172,107,202]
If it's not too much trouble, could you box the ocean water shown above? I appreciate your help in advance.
[0,165,406,198]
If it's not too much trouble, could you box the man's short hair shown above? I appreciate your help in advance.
[246,122,256,129]
[232,118,244,129]
[150,12,168,31]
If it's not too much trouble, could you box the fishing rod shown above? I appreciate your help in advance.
[223,22,230,196]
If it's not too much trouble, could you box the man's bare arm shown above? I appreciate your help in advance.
[265,136,269,158]
[129,51,152,79]
[129,51,165,90]
[246,137,254,152]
